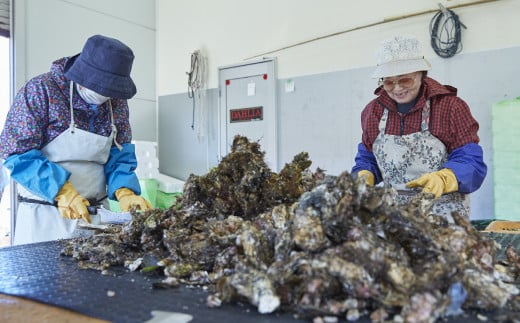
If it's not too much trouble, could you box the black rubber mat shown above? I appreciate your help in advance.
[0,241,308,323]
[0,240,517,323]
[481,232,520,259]
[470,220,494,231]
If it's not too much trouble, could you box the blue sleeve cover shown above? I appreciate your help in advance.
[351,143,383,184]
[443,143,487,193]
[105,143,141,200]
[3,149,70,202]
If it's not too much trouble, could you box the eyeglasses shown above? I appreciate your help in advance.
[381,76,416,90]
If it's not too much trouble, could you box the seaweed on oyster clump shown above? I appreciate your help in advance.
[181,135,321,219]
[61,135,324,273]
[61,135,520,322]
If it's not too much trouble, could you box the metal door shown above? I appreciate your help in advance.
[218,58,278,170]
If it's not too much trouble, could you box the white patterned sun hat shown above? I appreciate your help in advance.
[371,35,431,79]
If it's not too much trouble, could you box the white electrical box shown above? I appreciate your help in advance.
[218,58,278,170]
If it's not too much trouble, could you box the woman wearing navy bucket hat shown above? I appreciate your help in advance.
[351,35,487,221]
[0,34,151,245]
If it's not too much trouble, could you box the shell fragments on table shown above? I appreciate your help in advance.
[61,135,520,322]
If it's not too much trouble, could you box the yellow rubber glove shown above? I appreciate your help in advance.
[115,188,152,212]
[357,170,375,186]
[55,181,91,223]
[406,168,459,199]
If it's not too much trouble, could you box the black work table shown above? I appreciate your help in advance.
[0,241,306,323]
[0,237,517,323]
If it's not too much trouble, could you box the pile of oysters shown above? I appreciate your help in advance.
[62,135,520,322]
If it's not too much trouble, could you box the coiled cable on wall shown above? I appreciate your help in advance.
[429,4,466,58]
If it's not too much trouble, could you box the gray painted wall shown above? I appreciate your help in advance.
[158,90,219,180]
[158,46,520,221]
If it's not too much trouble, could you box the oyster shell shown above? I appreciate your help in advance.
[62,135,520,321]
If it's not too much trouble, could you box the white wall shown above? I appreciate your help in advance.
[13,0,156,141]
[0,36,9,131]
[157,0,520,95]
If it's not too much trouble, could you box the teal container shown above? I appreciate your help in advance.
[492,97,520,220]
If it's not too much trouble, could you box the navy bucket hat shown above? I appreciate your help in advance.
[64,35,137,99]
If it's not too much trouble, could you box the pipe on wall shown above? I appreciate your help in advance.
[245,0,500,60]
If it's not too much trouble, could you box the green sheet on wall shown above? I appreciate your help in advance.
[492,96,520,220]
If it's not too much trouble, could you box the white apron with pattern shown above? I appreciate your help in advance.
[14,82,120,245]
[372,100,469,221]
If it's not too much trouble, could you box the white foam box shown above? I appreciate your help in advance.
[132,140,159,179]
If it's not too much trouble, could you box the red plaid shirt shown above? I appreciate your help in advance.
[360,77,480,153]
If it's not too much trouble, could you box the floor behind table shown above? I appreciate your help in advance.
[0,292,108,323]
[0,184,11,247]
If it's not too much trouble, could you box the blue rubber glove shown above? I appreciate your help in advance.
[4,149,69,202]
[105,143,141,200]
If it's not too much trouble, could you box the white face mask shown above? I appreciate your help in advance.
[76,84,110,105]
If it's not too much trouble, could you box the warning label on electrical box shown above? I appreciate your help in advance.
[230,106,263,123]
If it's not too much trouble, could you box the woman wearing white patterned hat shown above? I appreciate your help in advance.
[351,35,487,220]
[0,35,151,244]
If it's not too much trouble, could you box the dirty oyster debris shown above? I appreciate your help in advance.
[61,135,520,322]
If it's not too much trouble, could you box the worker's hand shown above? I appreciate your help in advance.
[357,170,375,186]
[406,168,458,199]
[55,181,91,223]
[115,188,152,212]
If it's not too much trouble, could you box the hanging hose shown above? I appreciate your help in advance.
[186,50,205,129]
[429,4,467,58]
